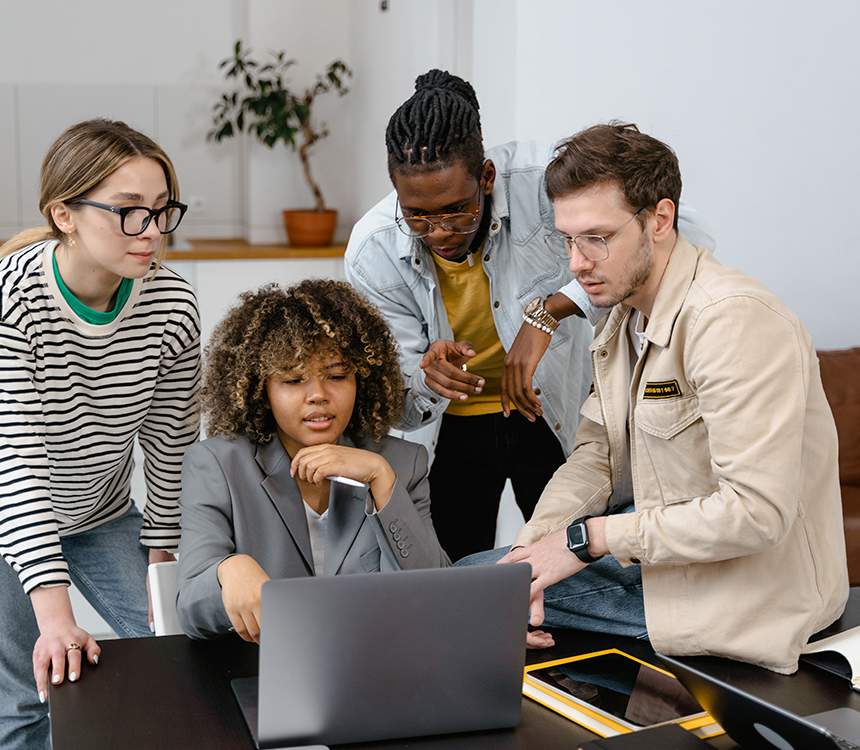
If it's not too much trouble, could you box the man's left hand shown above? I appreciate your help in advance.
[499,529,586,633]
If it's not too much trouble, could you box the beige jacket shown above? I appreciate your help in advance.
[517,237,848,673]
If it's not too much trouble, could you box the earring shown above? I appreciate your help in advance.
[66,235,76,248]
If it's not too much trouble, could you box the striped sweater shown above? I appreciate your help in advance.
[0,241,200,593]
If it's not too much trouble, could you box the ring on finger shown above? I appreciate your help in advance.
[66,642,81,652]
[461,363,468,372]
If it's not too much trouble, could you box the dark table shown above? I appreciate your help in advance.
[50,590,860,750]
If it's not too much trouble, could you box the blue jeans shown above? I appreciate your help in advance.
[0,506,151,750]
[456,546,647,639]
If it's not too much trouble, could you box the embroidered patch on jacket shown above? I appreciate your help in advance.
[643,379,682,399]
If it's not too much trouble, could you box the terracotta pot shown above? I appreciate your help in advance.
[281,209,338,247]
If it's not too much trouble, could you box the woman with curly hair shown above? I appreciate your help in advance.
[176,279,449,641]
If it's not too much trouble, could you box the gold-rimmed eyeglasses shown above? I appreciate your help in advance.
[544,207,645,262]
[395,185,483,238]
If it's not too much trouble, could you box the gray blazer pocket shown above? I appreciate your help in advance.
[359,547,382,573]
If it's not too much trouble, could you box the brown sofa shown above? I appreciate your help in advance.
[818,347,860,586]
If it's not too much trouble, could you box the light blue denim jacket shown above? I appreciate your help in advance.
[345,141,714,458]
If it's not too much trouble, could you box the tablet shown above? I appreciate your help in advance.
[523,649,721,738]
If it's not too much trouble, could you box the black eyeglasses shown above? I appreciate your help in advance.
[394,184,483,238]
[67,199,188,237]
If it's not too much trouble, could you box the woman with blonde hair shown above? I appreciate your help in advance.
[176,280,448,642]
[0,119,200,749]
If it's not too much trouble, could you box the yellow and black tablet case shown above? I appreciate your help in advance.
[522,648,723,739]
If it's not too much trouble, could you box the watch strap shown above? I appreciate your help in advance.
[523,297,560,334]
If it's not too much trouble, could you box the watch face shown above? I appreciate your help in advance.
[568,524,586,547]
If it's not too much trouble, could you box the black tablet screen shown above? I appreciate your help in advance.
[529,653,703,727]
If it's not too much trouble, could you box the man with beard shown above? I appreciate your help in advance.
[463,122,847,674]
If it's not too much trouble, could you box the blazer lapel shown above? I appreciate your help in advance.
[256,439,314,575]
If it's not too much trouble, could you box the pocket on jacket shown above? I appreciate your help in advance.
[359,547,382,573]
[635,396,718,503]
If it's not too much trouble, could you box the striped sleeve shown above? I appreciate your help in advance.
[137,294,201,552]
[0,320,70,593]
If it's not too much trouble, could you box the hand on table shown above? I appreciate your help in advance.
[29,586,100,703]
[218,554,270,644]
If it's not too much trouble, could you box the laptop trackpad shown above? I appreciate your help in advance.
[805,708,860,744]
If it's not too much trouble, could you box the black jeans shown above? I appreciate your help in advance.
[428,411,566,563]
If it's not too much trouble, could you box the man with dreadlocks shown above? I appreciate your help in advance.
[345,70,713,562]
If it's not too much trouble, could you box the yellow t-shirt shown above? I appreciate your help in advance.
[431,250,511,416]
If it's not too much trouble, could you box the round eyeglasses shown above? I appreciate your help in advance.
[544,207,645,262]
[67,199,188,237]
[394,185,482,239]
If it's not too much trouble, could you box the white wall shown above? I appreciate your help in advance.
[348,0,473,215]
[470,0,860,348]
[0,0,246,240]
[0,1,242,85]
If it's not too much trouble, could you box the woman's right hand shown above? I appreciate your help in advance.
[29,586,100,703]
[217,554,270,644]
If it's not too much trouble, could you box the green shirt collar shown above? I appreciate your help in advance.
[52,252,133,325]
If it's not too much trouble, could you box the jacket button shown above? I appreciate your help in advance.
[599,350,608,358]
[389,523,398,533]
[534,388,541,396]
[393,533,401,541]
[631,557,641,564]
[396,540,406,550]
[430,397,438,404]
[493,300,500,308]
[483,254,490,261]
[491,221,500,232]
[554,422,561,431]
[400,549,409,558]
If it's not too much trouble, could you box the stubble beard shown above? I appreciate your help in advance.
[597,234,654,309]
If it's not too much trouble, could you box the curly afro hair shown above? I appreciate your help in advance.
[201,279,404,445]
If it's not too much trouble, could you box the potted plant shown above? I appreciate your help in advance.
[209,40,352,246]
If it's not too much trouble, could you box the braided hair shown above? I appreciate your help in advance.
[385,69,484,179]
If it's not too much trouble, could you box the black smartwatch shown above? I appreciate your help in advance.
[566,515,604,564]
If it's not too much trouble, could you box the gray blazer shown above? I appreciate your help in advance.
[176,432,449,639]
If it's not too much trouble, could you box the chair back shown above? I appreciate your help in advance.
[148,560,182,636]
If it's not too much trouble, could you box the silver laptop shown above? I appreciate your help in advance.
[232,563,531,748]
[658,652,860,749]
